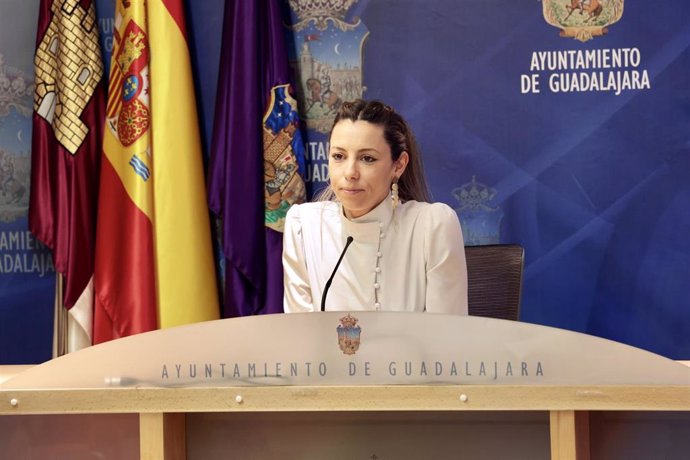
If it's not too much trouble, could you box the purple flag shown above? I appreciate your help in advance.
[208,0,306,317]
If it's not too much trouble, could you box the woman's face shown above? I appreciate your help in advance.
[328,119,408,219]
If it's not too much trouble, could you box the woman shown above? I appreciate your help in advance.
[283,99,467,314]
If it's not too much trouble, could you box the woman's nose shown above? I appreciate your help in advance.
[344,159,359,180]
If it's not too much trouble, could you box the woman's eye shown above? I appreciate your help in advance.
[330,152,344,161]
[361,155,376,163]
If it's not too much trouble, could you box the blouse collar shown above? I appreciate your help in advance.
[339,195,394,244]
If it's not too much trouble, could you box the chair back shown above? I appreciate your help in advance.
[464,244,524,321]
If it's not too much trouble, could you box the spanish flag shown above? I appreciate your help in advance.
[94,0,219,342]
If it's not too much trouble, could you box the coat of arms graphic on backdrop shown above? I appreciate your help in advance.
[453,176,504,246]
[0,54,33,220]
[542,0,624,42]
[287,0,369,133]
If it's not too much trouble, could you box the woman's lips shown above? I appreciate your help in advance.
[340,188,363,195]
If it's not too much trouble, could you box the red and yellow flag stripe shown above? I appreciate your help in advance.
[149,0,219,327]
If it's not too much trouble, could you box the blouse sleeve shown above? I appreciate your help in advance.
[282,204,315,313]
[424,203,469,315]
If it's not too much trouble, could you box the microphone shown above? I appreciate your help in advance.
[320,236,354,312]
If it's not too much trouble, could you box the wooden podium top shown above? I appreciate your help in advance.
[1,383,689,415]
[2,313,688,415]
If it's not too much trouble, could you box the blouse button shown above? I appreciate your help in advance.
[374,283,380,289]
[379,222,384,228]
[376,251,382,258]
[375,267,381,273]
[379,232,385,238]
[375,302,381,310]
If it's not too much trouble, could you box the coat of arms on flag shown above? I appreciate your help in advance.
[263,84,306,231]
[108,20,150,150]
[34,0,103,154]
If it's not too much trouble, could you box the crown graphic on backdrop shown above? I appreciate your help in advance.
[289,0,361,31]
[453,176,504,245]
[453,176,499,212]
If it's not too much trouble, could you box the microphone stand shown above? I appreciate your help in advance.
[320,236,354,312]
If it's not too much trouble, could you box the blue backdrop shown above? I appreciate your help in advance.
[197,0,690,359]
[0,0,55,364]
[2,0,688,362]
[277,0,690,359]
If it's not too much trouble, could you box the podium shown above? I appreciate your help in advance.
[1,313,689,459]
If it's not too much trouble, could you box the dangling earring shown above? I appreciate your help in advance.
[391,180,399,209]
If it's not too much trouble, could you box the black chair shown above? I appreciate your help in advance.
[464,244,524,321]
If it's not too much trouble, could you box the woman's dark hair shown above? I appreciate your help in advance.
[321,99,431,203]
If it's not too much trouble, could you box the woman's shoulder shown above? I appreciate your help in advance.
[399,201,464,246]
[400,200,458,223]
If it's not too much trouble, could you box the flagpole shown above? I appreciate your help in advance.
[52,273,67,358]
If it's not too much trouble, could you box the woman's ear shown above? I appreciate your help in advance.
[394,151,410,177]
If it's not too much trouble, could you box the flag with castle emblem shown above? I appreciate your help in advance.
[29,0,105,351]
[208,0,306,317]
[94,0,219,342]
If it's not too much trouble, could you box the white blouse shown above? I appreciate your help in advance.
[282,195,468,314]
